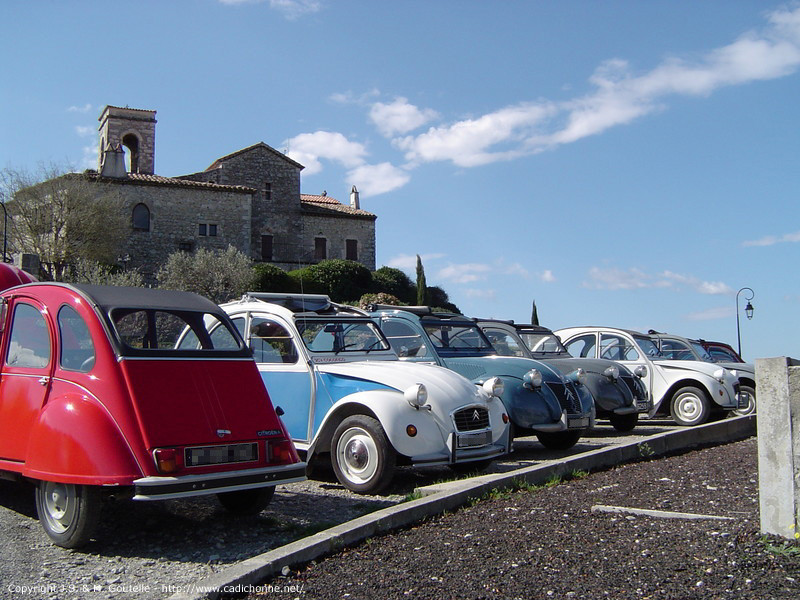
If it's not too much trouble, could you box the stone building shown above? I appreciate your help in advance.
[87,105,376,279]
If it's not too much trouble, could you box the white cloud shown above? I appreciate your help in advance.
[393,6,800,168]
[685,306,735,321]
[284,131,367,175]
[218,0,321,19]
[330,89,381,105]
[75,126,94,137]
[369,98,439,137]
[437,262,492,284]
[743,230,800,246]
[67,104,92,113]
[465,289,497,300]
[387,253,445,272]
[540,269,556,283]
[347,162,410,196]
[584,267,732,295]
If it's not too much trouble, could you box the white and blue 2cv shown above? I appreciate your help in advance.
[219,293,511,494]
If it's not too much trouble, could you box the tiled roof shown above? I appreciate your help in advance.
[300,194,376,218]
[82,171,255,193]
[205,142,305,171]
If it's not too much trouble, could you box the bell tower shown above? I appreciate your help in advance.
[98,105,157,175]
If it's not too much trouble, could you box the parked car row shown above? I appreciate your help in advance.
[0,266,753,548]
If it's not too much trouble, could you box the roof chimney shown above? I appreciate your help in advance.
[99,143,128,179]
[350,185,360,209]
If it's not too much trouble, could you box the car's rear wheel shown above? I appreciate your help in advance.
[536,430,582,450]
[35,481,101,548]
[670,386,711,426]
[609,412,639,432]
[733,385,756,417]
[331,415,395,494]
[217,486,275,515]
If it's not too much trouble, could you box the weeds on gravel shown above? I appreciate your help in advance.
[403,490,424,502]
[761,536,800,557]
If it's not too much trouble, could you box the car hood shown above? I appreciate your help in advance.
[318,360,489,407]
[441,355,567,384]
[536,356,633,377]
[652,359,737,382]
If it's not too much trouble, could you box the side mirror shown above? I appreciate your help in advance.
[275,406,285,417]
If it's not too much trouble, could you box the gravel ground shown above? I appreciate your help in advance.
[246,438,800,600]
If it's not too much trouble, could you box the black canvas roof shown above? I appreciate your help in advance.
[73,284,222,315]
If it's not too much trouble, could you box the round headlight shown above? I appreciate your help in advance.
[634,365,647,378]
[404,383,428,408]
[523,369,543,389]
[713,368,726,383]
[603,366,619,381]
[573,368,588,385]
[482,376,504,398]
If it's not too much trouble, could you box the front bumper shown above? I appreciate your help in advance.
[132,462,307,501]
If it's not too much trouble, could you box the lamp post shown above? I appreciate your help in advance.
[736,287,754,357]
[0,192,7,263]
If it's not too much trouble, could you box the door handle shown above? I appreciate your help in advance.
[38,376,49,386]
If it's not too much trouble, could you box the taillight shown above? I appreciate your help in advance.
[268,439,298,464]
[154,448,179,474]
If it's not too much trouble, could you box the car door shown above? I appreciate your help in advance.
[247,314,315,444]
[0,299,55,462]
[597,332,656,405]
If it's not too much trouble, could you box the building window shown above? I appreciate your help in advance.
[346,239,358,261]
[198,223,218,237]
[178,241,194,253]
[314,237,327,261]
[261,235,273,261]
[132,203,150,231]
[264,182,272,200]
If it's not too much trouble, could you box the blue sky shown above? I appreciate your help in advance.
[2,0,798,362]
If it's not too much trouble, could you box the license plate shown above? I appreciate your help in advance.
[568,417,590,428]
[457,431,491,448]
[185,443,258,467]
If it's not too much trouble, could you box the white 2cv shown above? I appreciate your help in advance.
[555,326,742,426]
[218,293,511,493]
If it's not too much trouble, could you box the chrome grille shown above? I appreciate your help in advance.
[453,406,490,432]
[547,382,581,414]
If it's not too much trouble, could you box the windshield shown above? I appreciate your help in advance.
[520,332,567,355]
[295,318,389,354]
[423,322,494,353]
[690,341,714,362]
[634,335,663,358]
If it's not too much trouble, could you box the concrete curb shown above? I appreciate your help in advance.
[170,415,755,600]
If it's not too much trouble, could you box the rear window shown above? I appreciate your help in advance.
[111,308,246,357]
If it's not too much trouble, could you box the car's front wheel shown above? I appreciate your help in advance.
[670,386,711,426]
[35,481,101,548]
[609,412,639,432]
[733,385,756,417]
[217,487,275,515]
[536,430,582,450]
[331,415,396,494]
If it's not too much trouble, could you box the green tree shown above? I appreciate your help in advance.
[251,262,295,293]
[156,245,252,303]
[288,259,373,302]
[2,164,128,280]
[372,266,415,303]
[63,258,145,287]
[416,254,427,306]
[531,300,540,326]
[428,286,460,314]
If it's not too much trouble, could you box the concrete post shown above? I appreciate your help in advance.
[756,357,800,540]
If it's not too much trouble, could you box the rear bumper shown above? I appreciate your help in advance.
[132,462,307,500]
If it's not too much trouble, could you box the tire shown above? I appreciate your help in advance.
[733,385,756,417]
[35,481,101,548]
[217,486,275,515]
[331,415,396,494]
[670,386,712,426]
[609,412,639,432]
[536,430,582,450]
[448,459,493,475]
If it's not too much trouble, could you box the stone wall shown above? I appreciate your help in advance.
[91,179,252,282]
[302,212,376,271]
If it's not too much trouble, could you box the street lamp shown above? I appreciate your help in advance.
[736,287,754,357]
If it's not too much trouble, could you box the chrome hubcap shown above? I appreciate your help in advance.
[42,482,76,533]
[336,427,378,484]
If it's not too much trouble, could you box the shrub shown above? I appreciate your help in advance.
[358,292,402,309]
[289,259,372,301]
[251,263,294,292]
[372,266,415,303]
[157,245,252,304]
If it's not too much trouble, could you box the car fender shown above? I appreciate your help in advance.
[309,390,451,460]
[23,392,142,486]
